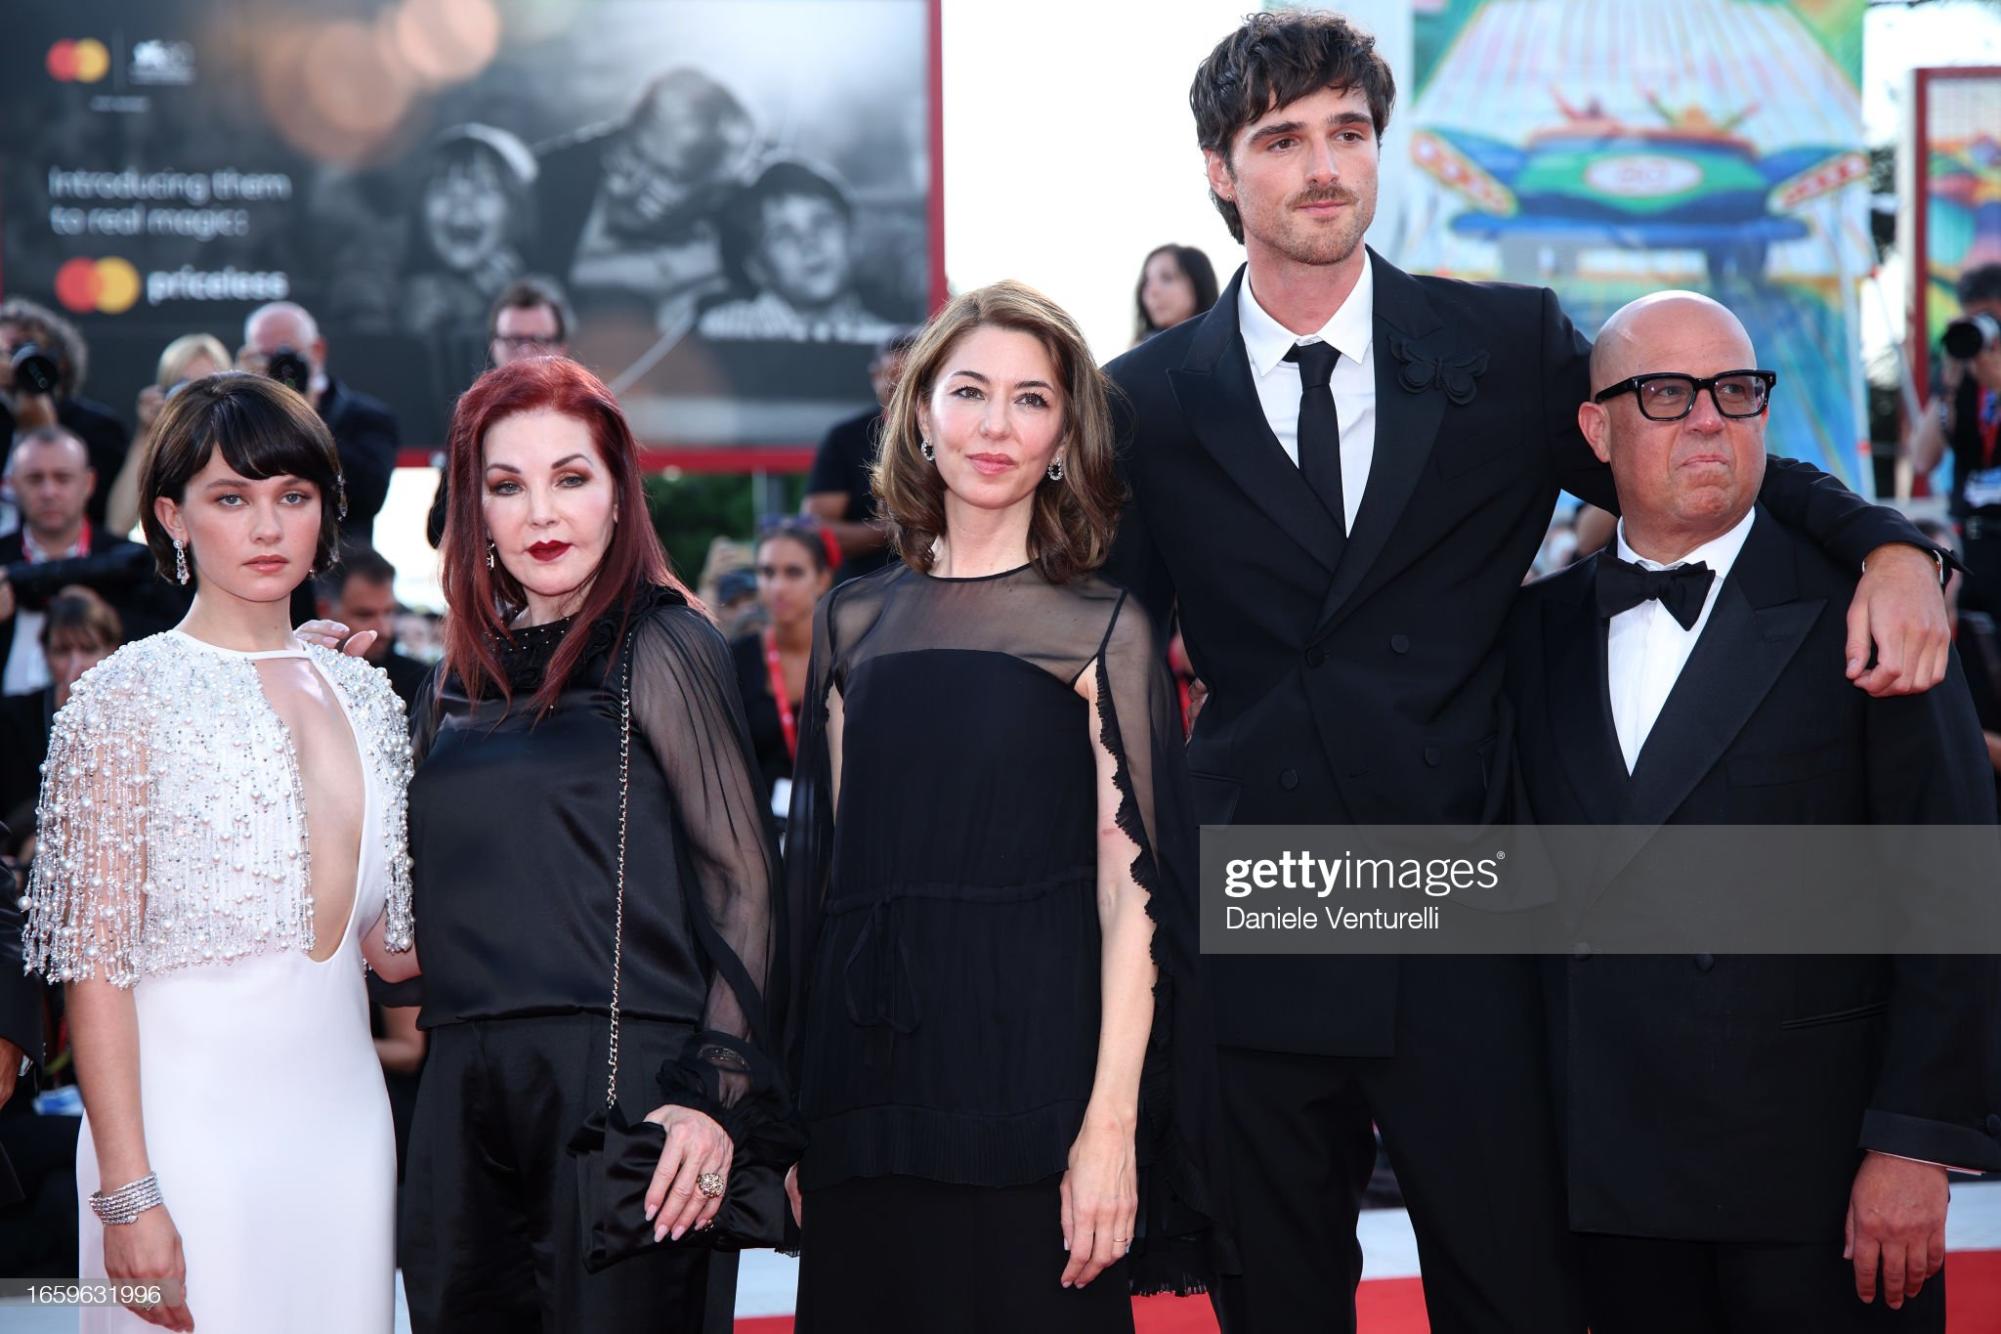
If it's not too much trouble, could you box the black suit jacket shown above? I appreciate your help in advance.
[319,376,400,544]
[1503,508,2001,1243]
[1104,253,1945,1056]
[0,843,42,1204]
[0,530,182,675]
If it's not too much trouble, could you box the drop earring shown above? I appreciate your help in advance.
[1046,456,1065,483]
[173,537,189,586]
[920,438,935,462]
[486,541,496,570]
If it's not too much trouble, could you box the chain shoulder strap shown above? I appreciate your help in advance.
[604,647,633,1108]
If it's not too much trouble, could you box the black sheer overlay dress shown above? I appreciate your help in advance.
[782,563,1231,1331]
[399,584,793,1334]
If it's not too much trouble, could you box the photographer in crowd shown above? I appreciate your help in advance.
[0,428,165,696]
[1913,263,2001,610]
[315,544,428,706]
[103,333,233,538]
[0,298,131,530]
[239,300,401,543]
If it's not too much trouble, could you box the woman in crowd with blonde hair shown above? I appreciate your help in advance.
[782,280,1228,1332]
[104,334,232,537]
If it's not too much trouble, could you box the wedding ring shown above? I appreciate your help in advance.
[697,1171,726,1199]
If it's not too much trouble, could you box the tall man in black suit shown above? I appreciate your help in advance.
[1103,13,1960,1332]
[1504,291,2001,1331]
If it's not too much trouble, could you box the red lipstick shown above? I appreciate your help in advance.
[528,541,571,563]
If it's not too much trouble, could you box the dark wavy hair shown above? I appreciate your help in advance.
[1190,11,1397,243]
[438,357,698,718]
[1133,244,1221,343]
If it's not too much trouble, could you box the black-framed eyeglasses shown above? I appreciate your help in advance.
[1592,369,1777,421]
[492,333,564,349]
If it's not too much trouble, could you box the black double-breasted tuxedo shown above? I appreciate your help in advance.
[1502,509,2001,1331]
[1103,253,1946,1332]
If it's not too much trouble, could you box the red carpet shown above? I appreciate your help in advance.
[736,1249,2001,1332]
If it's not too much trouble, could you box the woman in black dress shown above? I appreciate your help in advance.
[397,357,789,1333]
[783,281,1228,1331]
[729,519,835,819]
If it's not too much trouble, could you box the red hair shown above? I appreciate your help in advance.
[439,357,699,718]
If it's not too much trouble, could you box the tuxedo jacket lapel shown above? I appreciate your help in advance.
[1317,252,1448,632]
[1166,268,1340,572]
[1543,555,1629,825]
[1600,512,1824,882]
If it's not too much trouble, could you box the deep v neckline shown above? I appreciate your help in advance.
[171,631,371,963]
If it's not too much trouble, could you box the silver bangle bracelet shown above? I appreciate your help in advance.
[90,1172,163,1226]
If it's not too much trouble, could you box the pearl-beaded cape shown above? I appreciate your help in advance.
[22,630,415,988]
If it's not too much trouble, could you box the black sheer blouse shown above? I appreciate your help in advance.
[409,586,787,1140]
[782,563,1229,1293]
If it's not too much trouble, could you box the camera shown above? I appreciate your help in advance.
[264,345,312,395]
[8,343,60,396]
[1943,312,2001,360]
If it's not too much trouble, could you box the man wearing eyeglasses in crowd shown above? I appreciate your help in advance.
[429,276,576,546]
[1502,291,2001,1333]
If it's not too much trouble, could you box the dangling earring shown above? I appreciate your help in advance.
[335,475,349,523]
[1046,456,1066,483]
[173,537,190,586]
[920,438,935,462]
[486,541,496,570]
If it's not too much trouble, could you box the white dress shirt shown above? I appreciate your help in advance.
[1238,254,1378,534]
[1604,508,1757,774]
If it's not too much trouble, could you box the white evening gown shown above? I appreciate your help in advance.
[24,632,414,1334]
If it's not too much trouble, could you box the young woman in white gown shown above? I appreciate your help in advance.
[22,372,418,1333]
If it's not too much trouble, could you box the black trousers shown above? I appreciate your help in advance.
[1579,1232,1945,1333]
[1211,956,1580,1334]
[796,1173,1133,1334]
[401,1014,735,1334]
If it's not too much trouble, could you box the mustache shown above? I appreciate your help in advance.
[1290,186,1359,208]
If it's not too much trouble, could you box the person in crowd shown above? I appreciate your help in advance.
[1504,290,2001,1332]
[782,281,1227,1331]
[427,275,578,548]
[0,427,167,696]
[239,301,401,544]
[0,826,74,1281]
[539,67,760,314]
[1912,263,2001,611]
[730,519,835,819]
[802,330,915,581]
[0,298,130,531]
[1132,244,1220,346]
[0,588,122,823]
[22,371,417,1333]
[1916,516,2001,805]
[316,545,428,705]
[698,161,898,344]
[105,334,233,539]
[1101,13,1958,1332]
[395,355,787,1332]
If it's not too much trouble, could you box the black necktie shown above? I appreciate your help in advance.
[1595,556,1715,631]
[1284,341,1346,546]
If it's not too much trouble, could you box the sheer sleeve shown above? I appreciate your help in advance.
[777,582,849,1088]
[1094,591,1238,1293]
[627,602,797,1156]
[22,667,150,988]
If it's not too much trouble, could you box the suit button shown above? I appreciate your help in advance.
[1306,647,1326,668]
[1693,953,1715,972]
[1279,769,1300,791]
[1573,942,1592,960]
[1390,634,1410,654]
[1423,746,1441,767]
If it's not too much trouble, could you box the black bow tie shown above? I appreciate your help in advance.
[1595,556,1715,631]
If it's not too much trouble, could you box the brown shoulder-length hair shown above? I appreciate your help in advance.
[438,356,698,718]
[873,281,1123,583]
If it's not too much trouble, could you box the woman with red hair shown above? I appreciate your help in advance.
[392,357,788,1332]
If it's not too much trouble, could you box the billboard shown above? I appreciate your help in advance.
[3,0,943,463]
[1909,65,2001,403]
[1391,0,1872,489]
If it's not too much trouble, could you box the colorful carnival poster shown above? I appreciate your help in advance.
[1911,66,2001,396]
[1393,0,1871,489]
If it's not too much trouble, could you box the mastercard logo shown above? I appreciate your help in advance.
[55,257,142,315]
[47,39,111,83]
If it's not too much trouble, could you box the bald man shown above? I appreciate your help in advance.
[1504,293,2001,1332]
[241,301,400,542]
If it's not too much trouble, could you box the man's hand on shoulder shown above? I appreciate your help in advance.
[1847,545,1951,697]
